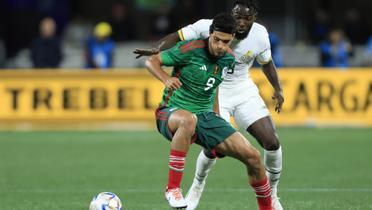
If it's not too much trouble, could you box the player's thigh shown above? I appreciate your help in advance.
[215,132,259,162]
[155,107,196,140]
[168,109,197,133]
[234,94,270,130]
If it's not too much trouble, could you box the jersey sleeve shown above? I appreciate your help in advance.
[160,41,194,66]
[256,28,272,65]
[178,19,212,41]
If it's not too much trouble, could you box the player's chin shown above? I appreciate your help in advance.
[214,51,225,57]
[235,31,249,40]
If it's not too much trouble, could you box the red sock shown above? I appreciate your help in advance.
[167,149,186,190]
[251,176,272,210]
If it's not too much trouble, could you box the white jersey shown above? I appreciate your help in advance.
[178,19,272,90]
[178,19,273,128]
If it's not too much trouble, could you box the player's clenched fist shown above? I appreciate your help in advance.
[165,77,182,90]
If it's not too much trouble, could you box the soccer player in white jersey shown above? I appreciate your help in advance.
[134,1,284,209]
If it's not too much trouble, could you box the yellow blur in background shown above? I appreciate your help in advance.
[0,68,371,130]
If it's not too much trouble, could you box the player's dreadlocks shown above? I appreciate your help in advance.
[233,0,259,16]
[209,13,236,35]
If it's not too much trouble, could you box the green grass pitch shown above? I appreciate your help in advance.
[0,127,372,210]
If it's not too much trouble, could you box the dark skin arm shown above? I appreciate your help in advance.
[134,32,180,58]
[261,60,284,113]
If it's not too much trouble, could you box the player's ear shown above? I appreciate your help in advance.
[252,15,257,22]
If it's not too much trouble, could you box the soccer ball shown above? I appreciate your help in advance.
[89,192,123,210]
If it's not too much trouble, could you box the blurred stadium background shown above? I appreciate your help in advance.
[0,0,371,209]
[0,0,372,68]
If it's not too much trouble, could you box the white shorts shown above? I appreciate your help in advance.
[218,84,270,130]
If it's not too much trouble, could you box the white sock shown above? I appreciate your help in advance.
[194,150,217,184]
[264,146,282,197]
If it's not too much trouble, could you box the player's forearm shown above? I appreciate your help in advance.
[145,55,170,84]
[262,61,282,91]
[155,32,180,51]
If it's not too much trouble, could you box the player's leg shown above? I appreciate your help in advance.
[185,148,215,210]
[193,149,216,184]
[185,107,231,210]
[247,116,282,194]
[167,109,197,153]
[247,117,282,210]
[215,132,272,210]
[234,96,283,210]
[156,107,197,208]
[190,112,271,210]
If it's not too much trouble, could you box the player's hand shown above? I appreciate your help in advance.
[165,77,182,90]
[133,41,165,59]
[133,47,160,59]
[272,89,284,113]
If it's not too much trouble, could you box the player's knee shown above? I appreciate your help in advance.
[179,115,197,135]
[248,149,262,167]
[203,149,216,159]
[262,134,280,151]
[242,148,261,169]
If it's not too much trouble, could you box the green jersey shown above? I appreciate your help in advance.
[160,39,235,114]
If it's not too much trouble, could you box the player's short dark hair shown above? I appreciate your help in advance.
[233,0,259,14]
[209,13,236,34]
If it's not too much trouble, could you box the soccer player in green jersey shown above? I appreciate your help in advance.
[145,13,272,210]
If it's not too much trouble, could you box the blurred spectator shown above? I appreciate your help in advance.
[35,0,69,35]
[85,22,114,69]
[320,28,353,68]
[31,17,62,68]
[362,35,372,66]
[269,32,283,67]
[108,2,136,42]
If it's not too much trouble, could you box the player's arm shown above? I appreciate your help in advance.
[134,32,180,59]
[257,28,284,113]
[156,32,181,51]
[145,54,182,91]
[134,19,208,58]
[261,60,284,113]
